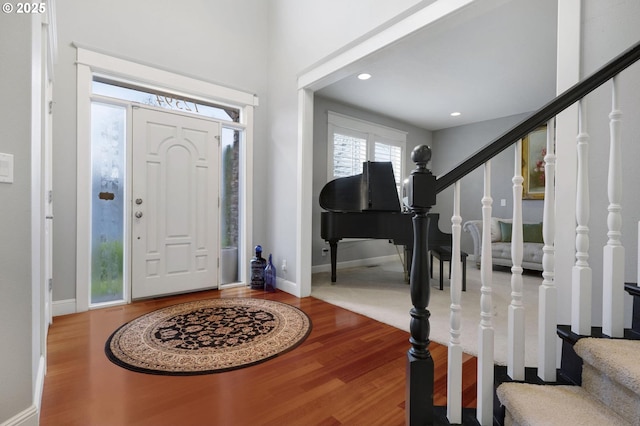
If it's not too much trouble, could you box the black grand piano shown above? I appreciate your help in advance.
[319,161,452,283]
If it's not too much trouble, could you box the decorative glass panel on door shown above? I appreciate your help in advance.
[220,127,241,285]
[90,102,126,305]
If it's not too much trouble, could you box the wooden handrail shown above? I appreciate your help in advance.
[435,40,640,194]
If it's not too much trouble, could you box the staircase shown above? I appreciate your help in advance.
[497,285,640,426]
[403,41,640,424]
[498,338,640,425]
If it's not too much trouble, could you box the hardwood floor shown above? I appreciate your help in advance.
[41,287,477,425]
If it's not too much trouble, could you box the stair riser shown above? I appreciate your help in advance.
[559,338,583,385]
[504,411,519,426]
[582,364,640,425]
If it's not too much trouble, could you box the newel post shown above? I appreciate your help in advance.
[405,145,437,425]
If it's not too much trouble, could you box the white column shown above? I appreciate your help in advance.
[554,0,581,327]
[477,161,494,426]
[572,100,592,335]
[508,140,525,380]
[538,120,557,382]
[447,181,463,424]
[603,77,625,338]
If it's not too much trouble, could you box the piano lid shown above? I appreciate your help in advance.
[319,161,401,213]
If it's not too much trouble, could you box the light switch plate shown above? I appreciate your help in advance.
[0,153,14,183]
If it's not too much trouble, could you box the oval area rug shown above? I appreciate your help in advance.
[105,297,312,375]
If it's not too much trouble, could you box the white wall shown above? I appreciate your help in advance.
[0,12,38,425]
[52,0,270,302]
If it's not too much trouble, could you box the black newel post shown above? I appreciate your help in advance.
[405,145,436,425]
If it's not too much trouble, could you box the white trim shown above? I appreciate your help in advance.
[44,0,58,82]
[327,111,407,139]
[0,406,38,426]
[75,47,256,309]
[296,89,314,297]
[30,16,45,422]
[276,277,299,296]
[33,355,45,411]
[52,299,77,317]
[311,255,401,274]
[240,107,254,287]
[75,46,258,107]
[75,61,92,312]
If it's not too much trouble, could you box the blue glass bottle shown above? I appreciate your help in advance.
[250,245,266,289]
[264,254,276,292]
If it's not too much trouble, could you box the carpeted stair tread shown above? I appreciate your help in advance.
[496,383,630,426]
[574,337,640,395]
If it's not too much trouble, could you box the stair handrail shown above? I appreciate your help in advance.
[435,40,640,194]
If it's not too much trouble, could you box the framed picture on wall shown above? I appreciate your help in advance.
[521,125,547,200]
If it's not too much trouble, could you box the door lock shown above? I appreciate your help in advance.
[135,211,143,218]
[135,198,143,205]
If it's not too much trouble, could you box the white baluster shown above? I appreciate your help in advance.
[603,76,625,338]
[477,161,494,426]
[447,181,463,424]
[538,119,557,382]
[572,100,592,335]
[508,140,525,380]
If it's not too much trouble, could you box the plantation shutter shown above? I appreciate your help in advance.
[332,131,367,178]
[374,141,403,195]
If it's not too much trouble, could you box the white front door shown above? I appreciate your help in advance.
[131,107,220,299]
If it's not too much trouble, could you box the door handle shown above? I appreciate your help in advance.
[135,211,143,218]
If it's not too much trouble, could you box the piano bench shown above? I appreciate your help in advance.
[429,246,467,291]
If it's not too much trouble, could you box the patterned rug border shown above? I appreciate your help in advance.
[105,297,312,376]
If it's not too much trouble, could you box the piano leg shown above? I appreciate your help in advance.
[329,240,338,283]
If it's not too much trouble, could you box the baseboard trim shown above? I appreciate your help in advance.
[52,298,76,317]
[0,404,38,426]
[312,254,401,274]
[276,277,298,296]
[34,355,45,411]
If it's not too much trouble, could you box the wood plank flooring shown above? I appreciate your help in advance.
[40,287,477,425]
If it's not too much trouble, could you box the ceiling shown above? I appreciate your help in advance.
[315,0,558,131]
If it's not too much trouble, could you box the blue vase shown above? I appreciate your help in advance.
[264,254,276,292]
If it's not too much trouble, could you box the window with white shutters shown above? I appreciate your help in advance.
[327,111,407,198]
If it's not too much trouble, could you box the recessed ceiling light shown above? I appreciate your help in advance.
[357,73,372,80]
[450,112,461,117]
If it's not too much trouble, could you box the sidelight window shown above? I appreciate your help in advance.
[90,102,126,305]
